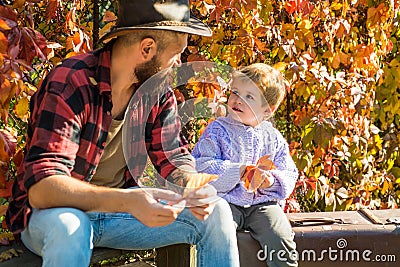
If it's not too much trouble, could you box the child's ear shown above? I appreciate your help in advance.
[263,105,277,119]
[265,105,277,114]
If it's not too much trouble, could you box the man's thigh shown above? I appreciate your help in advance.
[89,207,204,250]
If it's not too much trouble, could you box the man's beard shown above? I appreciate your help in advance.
[134,55,162,85]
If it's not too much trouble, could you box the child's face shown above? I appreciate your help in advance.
[227,78,271,127]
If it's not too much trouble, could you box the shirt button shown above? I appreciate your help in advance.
[102,142,106,147]
[106,111,111,116]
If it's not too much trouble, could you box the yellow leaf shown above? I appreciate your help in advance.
[65,52,79,58]
[330,2,342,10]
[12,0,25,8]
[298,19,312,30]
[295,38,306,50]
[0,248,22,262]
[273,62,288,71]
[99,22,116,41]
[14,97,29,119]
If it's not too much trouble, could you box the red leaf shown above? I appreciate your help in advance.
[0,6,18,23]
[45,0,58,22]
[0,181,13,198]
[20,28,48,63]
[0,129,17,163]
[13,149,24,169]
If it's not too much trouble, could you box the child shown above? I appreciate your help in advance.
[192,63,298,267]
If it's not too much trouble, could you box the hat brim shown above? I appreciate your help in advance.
[99,17,212,43]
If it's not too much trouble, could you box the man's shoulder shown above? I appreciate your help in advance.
[57,50,101,76]
[44,50,104,95]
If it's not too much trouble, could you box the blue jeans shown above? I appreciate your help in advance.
[21,200,239,267]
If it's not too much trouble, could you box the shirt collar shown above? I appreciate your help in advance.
[96,42,114,95]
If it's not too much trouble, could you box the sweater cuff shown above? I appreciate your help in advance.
[209,163,242,192]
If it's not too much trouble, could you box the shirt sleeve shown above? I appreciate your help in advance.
[257,129,298,199]
[146,90,195,179]
[192,122,241,193]
[23,88,82,190]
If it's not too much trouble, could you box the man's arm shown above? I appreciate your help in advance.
[146,91,218,220]
[28,174,185,227]
[25,87,184,227]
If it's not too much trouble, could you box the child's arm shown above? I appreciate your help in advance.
[192,123,243,193]
[257,130,298,199]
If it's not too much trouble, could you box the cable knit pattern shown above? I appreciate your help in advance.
[192,115,298,207]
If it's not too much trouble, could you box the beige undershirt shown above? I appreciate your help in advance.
[91,118,126,187]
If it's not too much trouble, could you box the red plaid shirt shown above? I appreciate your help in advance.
[6,43,195,234]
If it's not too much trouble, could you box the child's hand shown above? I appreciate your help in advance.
[242,155,276,192]
[258,171,274,189]
[240,164,255,182]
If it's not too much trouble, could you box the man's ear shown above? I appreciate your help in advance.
[140,37,157,60]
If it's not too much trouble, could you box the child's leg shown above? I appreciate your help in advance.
[246,202,297,267]
[229,203,246,230]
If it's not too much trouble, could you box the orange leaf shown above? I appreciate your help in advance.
[183,173,218,197]
[0,18,11,30]
[72,31,81,46]
[0,76,14,108]
[103,11,117,22]
[173,89,185,103]
[0,204,8,216]
[243,156,276,192]
[256,155,276,171]
[0,32,7,54]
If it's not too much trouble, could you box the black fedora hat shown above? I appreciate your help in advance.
[99,0,212,42]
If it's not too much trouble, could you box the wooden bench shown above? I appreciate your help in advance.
[1,209,399,266]
[0,242,194,267]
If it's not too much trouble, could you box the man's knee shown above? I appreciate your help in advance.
[211,198,232,217]
[29,208,92,243]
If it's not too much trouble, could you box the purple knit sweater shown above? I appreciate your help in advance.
[192,115,298,207]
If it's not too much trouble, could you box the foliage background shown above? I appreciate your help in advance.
[0,0,399,236]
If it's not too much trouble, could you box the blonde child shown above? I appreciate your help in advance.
[192,63,298,267]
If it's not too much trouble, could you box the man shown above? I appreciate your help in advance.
[6,1,240,266]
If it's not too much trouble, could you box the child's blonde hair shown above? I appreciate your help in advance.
[233,63,286,109]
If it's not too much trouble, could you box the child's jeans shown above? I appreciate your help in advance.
[230,202,297,267]
[21,199,239,267]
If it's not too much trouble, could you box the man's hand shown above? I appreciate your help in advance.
[127,188,186,227]
[185,184,219,221]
